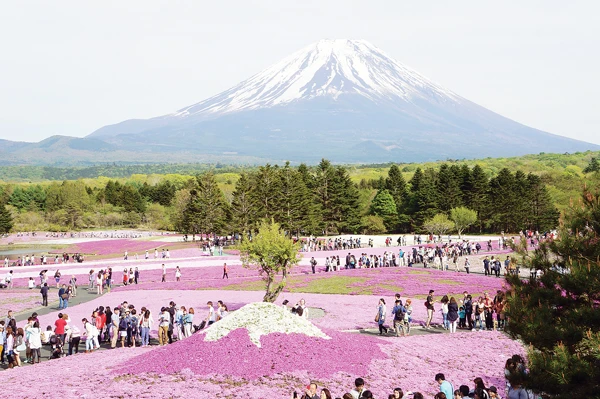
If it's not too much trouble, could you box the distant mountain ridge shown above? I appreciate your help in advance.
[1,39,598,165]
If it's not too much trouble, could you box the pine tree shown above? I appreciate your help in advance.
[436,164,463,212]
[505,188,600,398]
[276,162,315,236]
[195,172,229,236]
[467,164,489,232]
[230,173,255,235]
[0,204,13,234]
[250,164,281,220]
[385,164,408,214]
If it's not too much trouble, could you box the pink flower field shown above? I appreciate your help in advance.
[1,236,525,399]
[0,290,43,315]
[62,239,173,255]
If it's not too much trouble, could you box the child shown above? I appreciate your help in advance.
[28,277,35,289]
[458,306,466,329]
[41,325,55,344]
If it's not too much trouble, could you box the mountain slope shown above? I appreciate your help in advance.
[86,39,598,162]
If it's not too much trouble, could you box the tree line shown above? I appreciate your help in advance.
[0,159,559,235]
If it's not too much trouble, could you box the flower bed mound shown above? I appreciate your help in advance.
[114,327,387,379]
[202,302,329,346]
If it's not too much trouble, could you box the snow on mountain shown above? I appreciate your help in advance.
[85,39,599,163]
[172,39,460,118]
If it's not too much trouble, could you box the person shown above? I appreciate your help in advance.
[41,325,54,344]
[134,267,140,284]
[58,284,66,309]
[118,312,130,348]
[361,391,374,399]
[206,301,216,326]
[110,307,120,348]
[404,299,413,335]
[40,283,49,306]
[350,377,365,399]
[139,309,153,346]
[464,258,470,274]
[54,313,67,344]
[483,292,494,330]
[436,373,454,399]
[392,299,407,337]
[5,326,15,368]
[28,277,35,289]
[488,387,499,399]
[473,378,490,399]
[13,328,24,367]
[310,257,317,274]
[298,299,309,319]
[447,297,459,333]
[161,264,167,282]
[54,269,61,288]
[320,388,332,399]
[65,324,81,355]
[69,275,77,297]
[96,271,103,295]
[158,307,170,345]
[183,308,194,338]
[376,298,388,335]
[441,295,450,330]
[392,388,404,399]
[175,266,181,281]
[302,382,319,399]
[83,318,99,352]
[222,263,228,279]
[27,321,42,363]
[464,294,474,330]
[425,290,435,329]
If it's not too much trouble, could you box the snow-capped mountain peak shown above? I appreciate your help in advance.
[173,39,459,118]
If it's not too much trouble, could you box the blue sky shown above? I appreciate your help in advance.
[1,1,598,145]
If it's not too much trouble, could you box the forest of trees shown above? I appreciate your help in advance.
[0,158,565,236]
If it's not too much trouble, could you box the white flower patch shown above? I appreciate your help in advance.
[202,302,330,347]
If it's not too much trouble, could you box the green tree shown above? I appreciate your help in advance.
[436,164,463,212]
[230,173,255,236]
[276,162,317,236]
[385,164,408,216]
[362,215,387,234]
[238,219,301,303]
[250,164,281,220]
[505,188,600,398]
[194,172,229,236]
[449,206,478,238]
[370,189,397,231]
[583,157,600,173]
[0,204,13,233]
[422,213,454,236]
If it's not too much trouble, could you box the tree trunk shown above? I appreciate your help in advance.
[263,269,287,303]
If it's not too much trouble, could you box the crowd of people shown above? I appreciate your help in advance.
[290,371,532,399]
[374,289,507,335]
[0,298,231,368]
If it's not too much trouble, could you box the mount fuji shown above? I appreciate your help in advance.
[7,39,596,165]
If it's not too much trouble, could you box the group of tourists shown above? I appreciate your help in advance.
[299,236,363,252]
[373,289,507,335]
[293,373,512,399]
[0,298,232,368]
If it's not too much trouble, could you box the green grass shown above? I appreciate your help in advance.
[285,276,369,295]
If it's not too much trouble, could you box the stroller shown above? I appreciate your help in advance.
[48,335,64,359]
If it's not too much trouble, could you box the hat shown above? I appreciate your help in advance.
[489,387,497,394]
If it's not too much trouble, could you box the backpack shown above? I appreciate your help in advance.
[424,301,429,308]
[394,306,405,321]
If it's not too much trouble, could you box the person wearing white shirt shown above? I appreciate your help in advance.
[206,301,216,325]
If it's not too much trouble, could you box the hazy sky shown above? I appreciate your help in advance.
[1,1,599,144]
